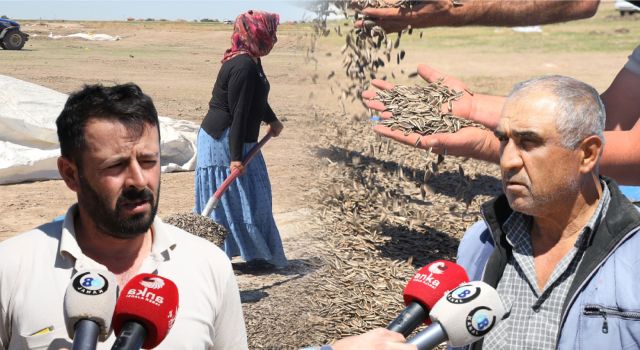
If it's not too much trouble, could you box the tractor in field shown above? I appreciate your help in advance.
[0,18,29,50]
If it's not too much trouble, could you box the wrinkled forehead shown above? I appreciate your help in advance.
[498,91,559,134]
[82,118,160,153]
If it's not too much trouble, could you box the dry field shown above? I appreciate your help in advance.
[0,5,637,349]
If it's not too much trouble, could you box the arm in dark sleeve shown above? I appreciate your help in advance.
[263,103,278,124]
[227,65,257,162]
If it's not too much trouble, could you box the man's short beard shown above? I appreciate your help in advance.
[77,171,159,239]
[508,176,581,216]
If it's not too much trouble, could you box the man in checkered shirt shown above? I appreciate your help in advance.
[456,75,640,350]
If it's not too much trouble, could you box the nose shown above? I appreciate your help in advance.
[500,139,523,173]
[125,160,147,190]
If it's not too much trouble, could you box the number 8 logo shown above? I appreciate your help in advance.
[457,289,471,298]
[82,277,94,287]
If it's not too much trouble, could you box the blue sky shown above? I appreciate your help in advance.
[0,1,319,22]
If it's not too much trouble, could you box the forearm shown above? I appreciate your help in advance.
[601,68,640,131]
[600,128,640,185]
[263,103,278,124]
[435,0,599,27]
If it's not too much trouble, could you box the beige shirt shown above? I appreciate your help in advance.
[0,205,248,350]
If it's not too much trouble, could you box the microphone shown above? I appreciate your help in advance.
[387,260,469,337]
[63,269,119,350]
[407,281,509,349]
[111,273,179,350]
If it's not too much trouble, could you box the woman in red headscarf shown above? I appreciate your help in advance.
[195,10,287,270]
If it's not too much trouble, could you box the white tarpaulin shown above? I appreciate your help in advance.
[47,32,122,41]
[0,75,198,185]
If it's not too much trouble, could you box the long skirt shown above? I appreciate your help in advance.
[194,128,287,267]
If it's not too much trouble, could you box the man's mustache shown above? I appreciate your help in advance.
[503,172,529,187]
[118,188,154,204]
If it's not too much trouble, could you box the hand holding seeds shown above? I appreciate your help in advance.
[363,63,503,128]
[354,0,460,33]
[373,124,500,163]
[363,64,476,123]
[362,63,503,163]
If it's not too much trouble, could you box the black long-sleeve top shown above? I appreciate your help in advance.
[200,54,278,161]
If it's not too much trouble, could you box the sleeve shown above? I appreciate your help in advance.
[624,45,640,76]
[212,261,248,350]
[262,103,278,124]
[456,220,494,281]
[0,304,7,350]
[0,256,11,350]
[227,63,258,162]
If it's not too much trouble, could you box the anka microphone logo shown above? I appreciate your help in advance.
[139,277,165,290]
[126,277,166,306]
[411,261,448,289]
[412,272,441,289]
[427,261,448,275]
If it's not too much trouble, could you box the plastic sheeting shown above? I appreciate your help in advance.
[0,75,198,185]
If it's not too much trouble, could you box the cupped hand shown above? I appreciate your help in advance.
[363,64,476,122]
[373,125,500,164]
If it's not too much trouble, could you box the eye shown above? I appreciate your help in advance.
[141,159,158,168]
[494,132,508,143]
[517,138,541,151]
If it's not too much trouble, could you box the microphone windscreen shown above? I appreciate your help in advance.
[403,260,469,315]
[112,273,179,349]
[63,269,119,341]
[429,281,508,347]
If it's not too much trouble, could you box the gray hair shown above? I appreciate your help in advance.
[507,75,605,149]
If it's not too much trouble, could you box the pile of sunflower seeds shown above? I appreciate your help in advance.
[376,81,484,135]
[241,105,502,349]
[163,212,227,247]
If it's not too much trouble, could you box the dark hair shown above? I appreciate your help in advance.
[56,83,159,161]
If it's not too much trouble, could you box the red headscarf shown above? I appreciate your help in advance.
[221,10,280,63]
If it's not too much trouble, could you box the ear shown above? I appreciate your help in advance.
[57,156,80,193]
[577,135,603,174]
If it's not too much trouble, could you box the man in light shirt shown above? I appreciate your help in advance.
[0,83,247,349]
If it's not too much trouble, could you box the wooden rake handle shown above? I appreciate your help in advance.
[201,131,273,217]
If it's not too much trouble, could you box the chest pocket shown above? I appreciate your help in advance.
[19,328,71,350]
[581,303,640,349]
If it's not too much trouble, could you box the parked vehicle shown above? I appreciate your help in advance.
[0,18,29,50]
[615,0,640,16]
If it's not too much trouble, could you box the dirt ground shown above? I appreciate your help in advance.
[0,7,637,348]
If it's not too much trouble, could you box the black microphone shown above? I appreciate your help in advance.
[63,269,118,350]
[407,281,509,349]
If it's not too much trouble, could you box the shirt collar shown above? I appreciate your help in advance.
[59,205,177,269]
